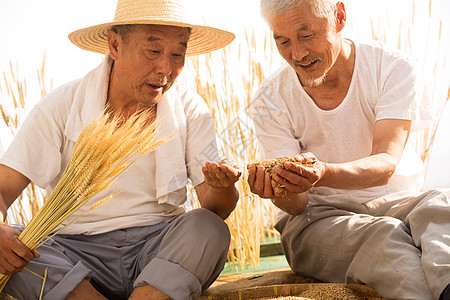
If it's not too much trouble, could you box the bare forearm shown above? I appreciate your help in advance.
[0,195,7,222]
[272,192,308,215]
[0,164,31,221]
[200,186,239,220]
[316,153,397,189]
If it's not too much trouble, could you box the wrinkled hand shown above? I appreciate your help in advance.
[0,223,40,276]
[247,153,326,198]
[247,164,281,199]
[271,152,326,194]
[202,159,241,190]
[247,162,310,215]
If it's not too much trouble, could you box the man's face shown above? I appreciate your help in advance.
[110,24,190,106]
[270,2,340,87]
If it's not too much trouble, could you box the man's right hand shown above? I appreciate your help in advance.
[247,164,309,215]
[0,223,39,276]
[271,153,326,192]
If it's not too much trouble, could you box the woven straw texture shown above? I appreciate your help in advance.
[68,0,235,56]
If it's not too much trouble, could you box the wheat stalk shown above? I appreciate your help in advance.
[0,107,169,291]
[181,29,283,271]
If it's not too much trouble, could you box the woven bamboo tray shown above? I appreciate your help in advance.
[198,283,387,300]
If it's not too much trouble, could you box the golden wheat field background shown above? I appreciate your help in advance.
[1,0,449,270]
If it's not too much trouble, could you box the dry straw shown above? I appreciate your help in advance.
[181,29,283,271]
[1,59,48,225]
[0,107,169,292]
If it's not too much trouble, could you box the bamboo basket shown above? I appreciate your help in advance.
[198,283,386,300]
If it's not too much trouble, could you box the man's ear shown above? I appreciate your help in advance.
[108,30,120,60]
[335,2,346,33]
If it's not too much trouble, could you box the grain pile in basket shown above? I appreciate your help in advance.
[0,108,169,294]
[251,283,385,300]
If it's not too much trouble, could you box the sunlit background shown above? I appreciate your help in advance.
[1,0,449,188]
[0,0,449,271]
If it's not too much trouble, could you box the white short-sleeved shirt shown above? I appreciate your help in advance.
[0,57,219,235]
[251,41,434,206]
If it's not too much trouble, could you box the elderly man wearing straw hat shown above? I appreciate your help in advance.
[0,0,240,299]
[248,0,450,300]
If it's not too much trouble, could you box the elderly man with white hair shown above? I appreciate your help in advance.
[248,0,450,299]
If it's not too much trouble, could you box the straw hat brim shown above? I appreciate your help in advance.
[68,20,235,56]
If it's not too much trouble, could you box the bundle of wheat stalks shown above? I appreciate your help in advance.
[0,108,168,293]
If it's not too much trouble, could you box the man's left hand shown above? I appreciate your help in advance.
[202,160,241,189]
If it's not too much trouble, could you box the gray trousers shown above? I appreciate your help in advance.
[4,208,230,300]
[276,189,450,300]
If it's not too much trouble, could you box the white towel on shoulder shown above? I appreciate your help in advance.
[153,89,190,205]
[65,56,190,206]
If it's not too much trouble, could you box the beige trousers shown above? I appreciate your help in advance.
[276,189,450,300]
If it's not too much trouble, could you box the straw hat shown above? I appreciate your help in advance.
[68,0,235,56]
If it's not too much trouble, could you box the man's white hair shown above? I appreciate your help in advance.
[260,0,337,25]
